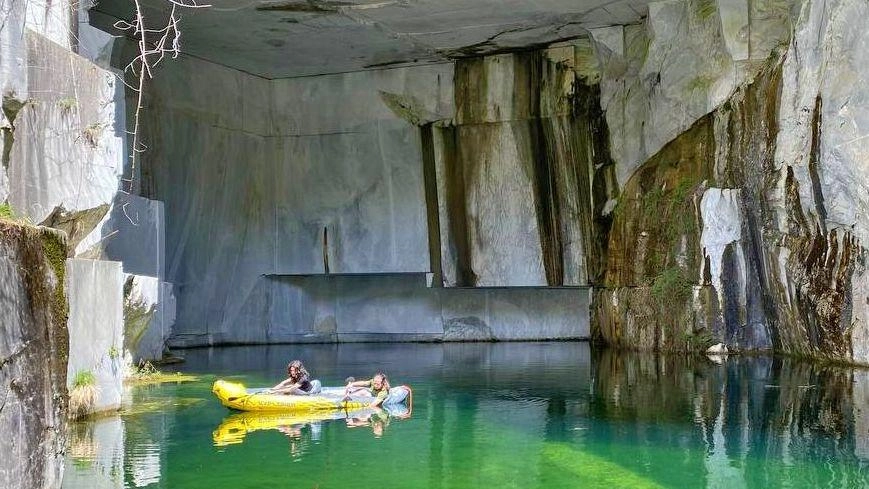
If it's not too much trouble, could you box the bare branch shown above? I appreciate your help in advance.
[111,0,207,194]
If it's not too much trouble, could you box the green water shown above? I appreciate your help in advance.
[62,343,869,488]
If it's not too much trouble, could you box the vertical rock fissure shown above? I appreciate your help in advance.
[808,94,828,233]
[529,118,565,286]
[514,52,565,285]
[420,123,444,286]
[441,124,476,286]
[575,80,617,285]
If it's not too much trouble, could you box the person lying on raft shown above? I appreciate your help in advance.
[343,372,390,406]
[346,408,390,438]
[267,360,314,395]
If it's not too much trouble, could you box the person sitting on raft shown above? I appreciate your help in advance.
[343,372,390,407]
[268,360,313,395]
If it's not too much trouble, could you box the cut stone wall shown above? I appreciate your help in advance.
[66,258,124,413]
[430,47,615,287]
[168,273,589,346]
[6,33,123,223]
[141,56,458,341]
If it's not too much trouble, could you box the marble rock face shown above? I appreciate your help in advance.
[141,57,455,341]
[66,258,125,413]
[6,33,123,223]
[593,1,869,363]
[772,0,869,363]
[0,224,68,489]
[431,48,615,287]
[592,0,793,190]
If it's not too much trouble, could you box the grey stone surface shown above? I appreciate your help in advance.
[83,194,165,278]
[440,287,590,341]
[772,0,869,363]
[144,57,452,338]
[169,272,590,346]
[334,274,443,337]
[0,0,28,102]
[0,226,68,489]
[269,64,454,135]
[66,258,125,413]
[593,0,793,188]
[436,120,547,287]
[7,33,123,223]
[91,0,653,78]
[273,120,430,275]
[433,50,612,287]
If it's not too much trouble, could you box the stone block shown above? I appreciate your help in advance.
[90,194,165,279]
[440,287,590,341]
[334,274,442,339]
[123,274,174,362]
[66,258,125,413]
[7,33,123,223]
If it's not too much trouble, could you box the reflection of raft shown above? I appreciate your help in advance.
[213,410,362,446]
[211,379,412,412]
[212,401,412,446]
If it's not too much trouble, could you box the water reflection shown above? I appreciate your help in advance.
[61,344,869,489]
[213,403,412,448]
[590,349,869,487]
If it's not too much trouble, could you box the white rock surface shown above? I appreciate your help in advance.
[700,188,747,319]
[593,0,793,189]
[66,258,125,413]
[7,34,123,222]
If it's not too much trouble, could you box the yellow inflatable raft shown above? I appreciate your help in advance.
[211,379,412,413]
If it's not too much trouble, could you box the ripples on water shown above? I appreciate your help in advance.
[62,343,869,488]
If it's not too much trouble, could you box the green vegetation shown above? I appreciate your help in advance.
[57,97,77,113]
[682,329,715,351]
[108,345,120,359]
[637,177,698,275]
[39,229,69,364]
[650,266,692,303]
[0,202,13,219]
[72,370,96,388]
[692,0,718,20]
[70,370,98,419]
[125,361,198,385]
[641,177,696,241]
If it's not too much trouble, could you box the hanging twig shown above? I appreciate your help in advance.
[112,0,211,194]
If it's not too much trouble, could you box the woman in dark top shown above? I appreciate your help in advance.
[268,360,313,395]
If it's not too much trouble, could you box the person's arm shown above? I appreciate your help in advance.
[269,378,300,392]
[344,378,371,395]
[370,388,388,407]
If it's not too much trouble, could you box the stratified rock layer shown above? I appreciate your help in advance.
[593,46,867,361]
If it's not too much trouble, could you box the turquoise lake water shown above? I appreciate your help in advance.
[62,342,869,488]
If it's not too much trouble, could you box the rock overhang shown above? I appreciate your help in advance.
[88,0,651,78]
